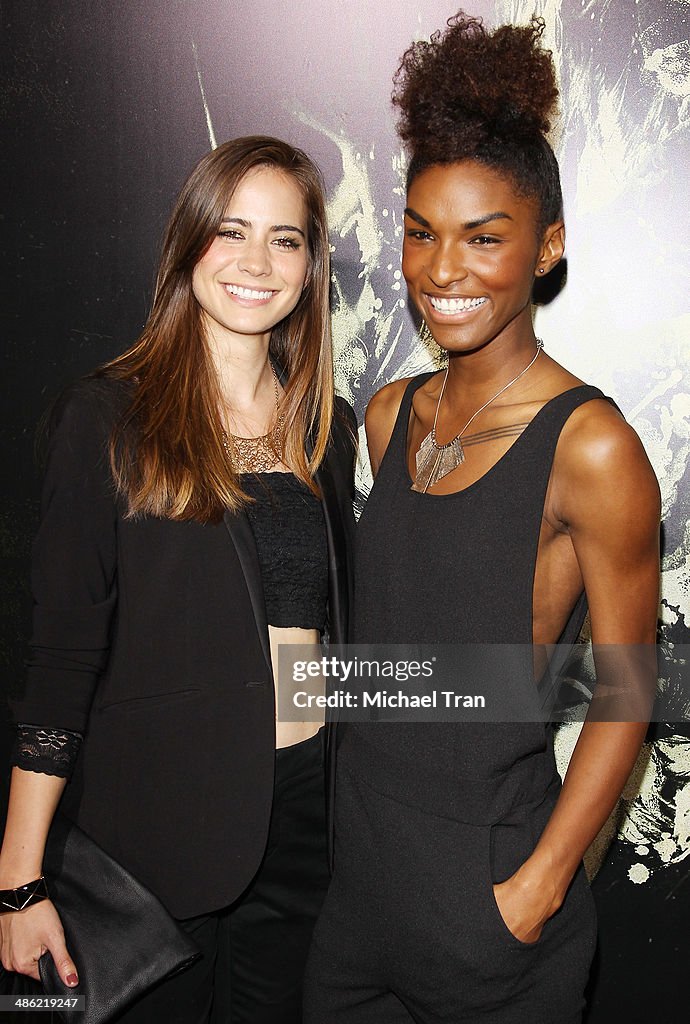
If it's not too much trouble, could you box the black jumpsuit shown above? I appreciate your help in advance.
[304,379,603,1024]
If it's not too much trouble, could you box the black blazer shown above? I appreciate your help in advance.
[13,377,356,918]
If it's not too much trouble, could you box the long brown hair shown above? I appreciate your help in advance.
[98,136,334,521]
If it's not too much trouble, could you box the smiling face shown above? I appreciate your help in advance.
[402,160,564,354]
[192,166,309,350]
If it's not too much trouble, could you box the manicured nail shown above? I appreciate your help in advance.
[66,973,78,986]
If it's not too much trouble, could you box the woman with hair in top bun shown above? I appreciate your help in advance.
[304,13,659,1024]
[0,136,355,1022]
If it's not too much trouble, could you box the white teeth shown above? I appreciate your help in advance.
[224,284,274,300]
[428,295,487,314]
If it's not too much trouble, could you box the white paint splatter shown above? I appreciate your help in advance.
[644,41,690,97]
[616,737,690,881]
[191,39,217,150]
[629,862,651,884]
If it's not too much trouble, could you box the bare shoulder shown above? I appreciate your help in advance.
[365,377,413,421]
[558,398,653,475]
[549,392,660,646]
[365,377,415,476]
[554,396,660,524]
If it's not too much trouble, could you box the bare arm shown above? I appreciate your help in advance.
[0,769,78,983]
[495,402,660,942]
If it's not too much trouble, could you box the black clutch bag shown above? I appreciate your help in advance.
[0,815,201,1022]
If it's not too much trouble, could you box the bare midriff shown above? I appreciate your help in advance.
[269,625,324,748]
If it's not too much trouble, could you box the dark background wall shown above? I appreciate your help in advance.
[2,2,688,1020]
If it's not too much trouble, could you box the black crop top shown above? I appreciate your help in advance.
[241,472,328,631]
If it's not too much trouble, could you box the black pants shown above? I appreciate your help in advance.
[114,730,329,1024]
[304,759,597,1024]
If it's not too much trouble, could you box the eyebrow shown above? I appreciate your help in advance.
[404,208,513,230]
[220,217,306,238]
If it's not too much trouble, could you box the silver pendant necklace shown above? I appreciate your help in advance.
[411,339,544,493]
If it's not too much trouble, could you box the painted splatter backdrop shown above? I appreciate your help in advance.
[2,0,688,1017]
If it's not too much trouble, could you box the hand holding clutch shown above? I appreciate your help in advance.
[0,816,200,1023]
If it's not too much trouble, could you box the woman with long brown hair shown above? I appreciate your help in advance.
[0,136,355,1022]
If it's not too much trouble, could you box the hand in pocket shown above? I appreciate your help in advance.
[492,875,545,945]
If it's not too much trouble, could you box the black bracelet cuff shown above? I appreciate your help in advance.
[0,876,49,912]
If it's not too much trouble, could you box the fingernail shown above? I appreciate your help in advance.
[66,973,78,986]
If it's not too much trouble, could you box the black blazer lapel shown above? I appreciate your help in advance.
[222,510,272,674]
[314,429,355,874]
[315,456,349,646]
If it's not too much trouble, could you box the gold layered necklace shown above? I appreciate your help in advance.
[222,366,284,474]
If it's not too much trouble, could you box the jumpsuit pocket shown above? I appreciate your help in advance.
[482,818,543,949]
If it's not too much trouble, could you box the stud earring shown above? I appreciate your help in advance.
[538,267,545,274]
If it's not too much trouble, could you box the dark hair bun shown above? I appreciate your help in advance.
[393,13,558,154]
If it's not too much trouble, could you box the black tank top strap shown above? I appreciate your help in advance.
[377,372,435,482]
[527,386,610,650]
[523,384,608,440]
[515,384,607,446]
[505,384,610,495]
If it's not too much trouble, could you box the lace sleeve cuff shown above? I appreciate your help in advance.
[10,724,83,779]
